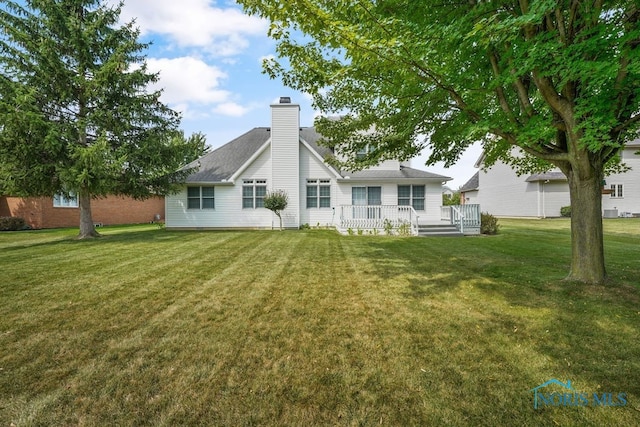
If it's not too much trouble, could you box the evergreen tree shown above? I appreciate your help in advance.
[0,0,205,238]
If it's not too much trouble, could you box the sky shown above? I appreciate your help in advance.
[108,0,481,189]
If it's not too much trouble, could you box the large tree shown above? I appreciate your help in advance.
[0,0,204,238]
[239,0,640,284]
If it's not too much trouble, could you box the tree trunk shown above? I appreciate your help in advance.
[78,190,100,239]
[566,169,606,284]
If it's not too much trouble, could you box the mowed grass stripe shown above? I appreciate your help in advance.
[1,221,639,426]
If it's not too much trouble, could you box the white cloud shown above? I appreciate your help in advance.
[146,57,229,106]
[213,102,251,117]
[114,0,267,56]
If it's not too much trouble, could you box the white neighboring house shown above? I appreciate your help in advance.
[165,98,456,234]
[460,140,640,218]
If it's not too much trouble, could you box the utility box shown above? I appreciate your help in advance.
[603,209,618,218]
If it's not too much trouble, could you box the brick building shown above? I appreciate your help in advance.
[0,195,164,229]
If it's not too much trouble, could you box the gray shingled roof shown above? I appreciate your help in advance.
[183,128,271,183]
[459,171,479,192]
[525,171,567,182]
[183,126,448,183]
[344,166,450,181]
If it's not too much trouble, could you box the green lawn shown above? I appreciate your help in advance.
[1,219,639,426]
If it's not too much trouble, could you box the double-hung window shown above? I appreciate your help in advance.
[187,186,215,209]
[53,192,78,208]
[398,185,425,211]
[306,179,331,208]
[610,184,623,199]
[243,179,267,208]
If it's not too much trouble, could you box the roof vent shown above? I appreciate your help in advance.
[279,96,291,104]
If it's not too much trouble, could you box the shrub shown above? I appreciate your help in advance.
[383,218,394,235]
[263,190,289,230]
[397,221,412,236]
[0,216,27,231]
[560,206,571,217]
[480,212,499,235]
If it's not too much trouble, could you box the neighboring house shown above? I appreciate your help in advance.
[458,172,479,205]
[460,140,640,217]
[0,194,164,229]
[165,98,455,234]
[442,186,454,197]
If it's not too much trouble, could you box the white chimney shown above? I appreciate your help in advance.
[270,98,300,228]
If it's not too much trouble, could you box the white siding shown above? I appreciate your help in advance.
[602,146,640,215]
[476,142,640,217]
[299,144,337,227]
[462,190,479,205]
[271,103,300,228]
[334,180,443,223]
[538,181,571,217]
[165,147,274,228]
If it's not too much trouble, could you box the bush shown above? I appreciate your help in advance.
[480,212,499,235]
[0,216,27,231]
[560,206,571,217]
[263,190,289,230]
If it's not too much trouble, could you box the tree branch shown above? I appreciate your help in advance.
[488,50,519,126]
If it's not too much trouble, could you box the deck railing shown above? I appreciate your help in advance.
[339,205,419,235]
[441,204,481,234]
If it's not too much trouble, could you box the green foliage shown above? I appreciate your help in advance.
[237,0,640,283]
[561,206,572,218]
[383,218,394,235]
[263,190,289,230]
[0,216,26,231]
[442,192,460,206]
[0,0,207,236]
[397,221,411,236]
[239,0,640,171]
[481,212,500,235]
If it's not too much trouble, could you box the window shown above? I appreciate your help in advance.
[53,192,78,208]
[398,185,425,211]
[352,186,381,206]
[243,179,267,208]
[356,145,373,160]
[352,186,382,219]
[306,179,331,208]
[187,186,214,209]
[610,184,623,198]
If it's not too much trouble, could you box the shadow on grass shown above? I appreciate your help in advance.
[358,234,640,415]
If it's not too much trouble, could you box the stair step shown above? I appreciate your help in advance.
[418,224,463,237]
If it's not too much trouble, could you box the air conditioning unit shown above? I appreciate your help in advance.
[603,209,618,218]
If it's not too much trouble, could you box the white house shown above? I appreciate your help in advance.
[460,140,640,218]
[165,98,459,234]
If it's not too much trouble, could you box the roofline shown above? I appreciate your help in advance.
[229,139,271,182]
[475,139,640,168]
[185,181,235,186]
[299,137,343,179]
[337,176,451,182]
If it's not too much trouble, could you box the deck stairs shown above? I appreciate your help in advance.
[417,223,464,237]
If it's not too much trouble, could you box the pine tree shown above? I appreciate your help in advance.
[0,0,204,238]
